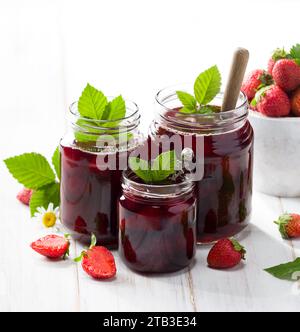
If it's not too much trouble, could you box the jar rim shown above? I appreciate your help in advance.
[154,84,249,134]
[122,169,195,199]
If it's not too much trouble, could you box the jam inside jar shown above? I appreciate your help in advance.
[60,100,143,248]
[150,86,253,243]
[119,171,196,273]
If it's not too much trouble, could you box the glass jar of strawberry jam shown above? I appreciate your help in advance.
[60,100,143,248]
[119,170,196,273]
[149,85,253,244]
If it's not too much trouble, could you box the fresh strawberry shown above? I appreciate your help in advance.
[75,234,116,280]
[207,238,246,269]
[252,85,290,117]
[31,234,70,259]
[241,69,273,101]
[272,59,300,92]
[290,87,300,117]
[274,213,300,239]
[17,188,32,205]
[267,48,288,74]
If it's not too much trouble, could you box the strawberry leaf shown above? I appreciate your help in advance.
[52,147,61,180]
[290,44,300,60]
[194,65,221,105]
[265,258,300,281]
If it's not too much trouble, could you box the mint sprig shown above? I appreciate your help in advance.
[265,258,300,281]
[176,65,221,114]
[76,84,128,143]
[129,151,177,184]
[4,147,61,216]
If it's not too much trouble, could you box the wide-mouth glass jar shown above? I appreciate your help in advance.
[60,99,144,248]
[149,85,253,244]
[119,170,197,273]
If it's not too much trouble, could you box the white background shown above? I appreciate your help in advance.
[0,0,300,312]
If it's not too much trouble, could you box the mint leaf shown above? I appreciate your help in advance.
[106,95,126,120]
[129,151,177,184]
[129,157,153,183]
[176,91,197,111]
[4,153,56,190]
[199,106,214,114]
[290,44,300,60]
[29,182,60,217]
[194,65,221,105]
[52,147,61,180]
[264,258,300,281]
[179,107,196,114]
[78,83,108,120]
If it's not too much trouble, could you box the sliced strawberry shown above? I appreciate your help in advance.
[81,246,116,279]
[31,234,70,259]
[17,188,33,205]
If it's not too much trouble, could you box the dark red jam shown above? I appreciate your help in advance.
[118,173,196,273]
[60,144,133,248]
[150,109,253,243]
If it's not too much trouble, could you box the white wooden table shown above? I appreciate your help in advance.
[0,0,300,312]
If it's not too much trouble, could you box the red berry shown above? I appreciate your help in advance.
[31,235,70,259]
[254,85,290,117]
[267,48,288,74]
[290,87,300,117]
[207,238,246,269]
[241,69,273,101]
[272,59,300,92]
[17,188,32,205]
[275,213,300,239]
[82,246,116,279]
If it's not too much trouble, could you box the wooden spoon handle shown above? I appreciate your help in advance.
[221,48,249,112]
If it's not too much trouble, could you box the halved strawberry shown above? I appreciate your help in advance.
[31,234,70,259]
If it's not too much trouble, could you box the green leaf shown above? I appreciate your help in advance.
[230,238,246,259]
[176,91,197,111]
[52,147,61,180]
[264,258,300,281]
[105,95,126,120]
[29,182,60,217]
[4,153,56,190]
[78,83,108,120]
[74,251,85,263]
[179,107,196,114]
[252,85,272,106]
[198,106,215,114]
[290,44,300,60]
[129,151,176,184]
[194,65,221,105]
[129,157,153,183]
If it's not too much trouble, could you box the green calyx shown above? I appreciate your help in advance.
[230,238,246,260]
[274,213,292,239]
[74,233,97,262]
[272,48,288,61]
[251,85,272,107]
[176,65,221,114]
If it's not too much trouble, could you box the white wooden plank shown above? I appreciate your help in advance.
[0,1,78,312]
[190,192,300,312]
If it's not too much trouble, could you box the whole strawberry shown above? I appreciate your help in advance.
[251,85,290,117]
[31,234,70,259]
[272,59,300,92]
[267,48,288,74]
[290,87,300,117]
[241,69,273,101]
[75,234,116,280]
[17,188,32,205]
[207,238,246,269]
[275,213,300,239]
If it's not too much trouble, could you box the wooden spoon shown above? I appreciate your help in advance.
[221,48,249,112]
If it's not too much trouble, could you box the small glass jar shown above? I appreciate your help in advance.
[150,85,253,244]
[60,99,144,248]
[119,170,197,273]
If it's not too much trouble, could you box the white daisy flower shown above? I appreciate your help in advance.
[34,203,60,229]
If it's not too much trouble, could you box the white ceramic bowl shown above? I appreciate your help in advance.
[249,110,300,197]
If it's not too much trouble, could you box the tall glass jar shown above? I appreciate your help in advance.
[119,170,196,273]
[60,99,143,248]
[149,85,253,244]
